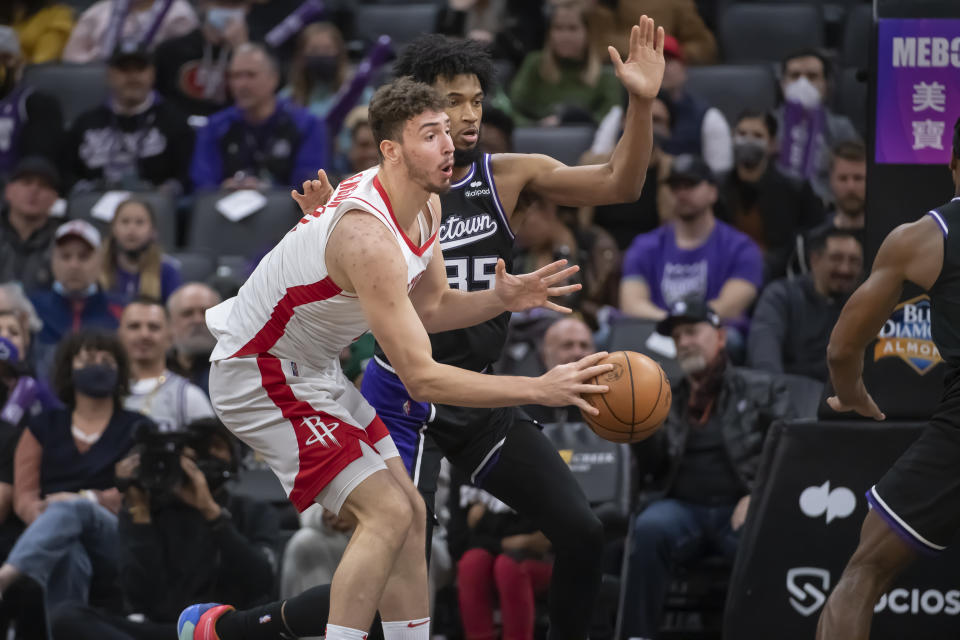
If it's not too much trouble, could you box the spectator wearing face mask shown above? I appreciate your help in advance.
[719,109,823,282]
[775,49,861,203]
[62,0,199,63]
[154,0,251,119]
[0,331,140,613]
[100,199,182,305]
[281,22,371,122]
[1,1,74,64]
[0,28,63,184]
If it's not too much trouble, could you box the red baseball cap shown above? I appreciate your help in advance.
[663,34,683,62]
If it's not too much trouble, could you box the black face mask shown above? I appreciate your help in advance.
[733,139,767,170]
[303,55,339,82]
[72,364,118,398]
[121,242,151,262]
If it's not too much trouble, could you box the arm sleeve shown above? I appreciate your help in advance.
[746,282,788,375]
[118,509,170,617]
[292,114,328,188]
[701,108,733,174]
[22,93,64,167]
[189,122,223,191]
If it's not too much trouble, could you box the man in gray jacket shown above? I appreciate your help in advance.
[620,296,793,640]
[747,228,863,383]
[0,157,63,291]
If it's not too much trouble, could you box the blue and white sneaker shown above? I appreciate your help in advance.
[177,603,235,640]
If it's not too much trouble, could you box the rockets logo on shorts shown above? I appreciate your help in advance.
[301,416,341,448]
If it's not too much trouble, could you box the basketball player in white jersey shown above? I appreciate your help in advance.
[177,78,613,640]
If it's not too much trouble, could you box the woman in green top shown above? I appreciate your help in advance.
[508,0,621,126]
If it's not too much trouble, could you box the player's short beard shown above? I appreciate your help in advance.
[403,151,451,195]
[454,144,482,168]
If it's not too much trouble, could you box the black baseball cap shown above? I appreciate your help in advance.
[11,156,60,192]
[665,154,715,186]
[109,41,153,67]
[656,296,721,336]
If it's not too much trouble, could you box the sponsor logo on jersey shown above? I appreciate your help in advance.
[439,213,499,250]
[873,295,943,374]
[787,567,831,616]
[301,416,341,448]
[799,481,856,524]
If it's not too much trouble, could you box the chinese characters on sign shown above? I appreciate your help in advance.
[876,19,960,164]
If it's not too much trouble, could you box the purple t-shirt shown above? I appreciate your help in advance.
[622,220,763,327]
[110,255,183,304]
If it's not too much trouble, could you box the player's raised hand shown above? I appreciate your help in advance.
[827,379,886,421]
[537,352,613,415]
[292,169,334,215]
[494,258,581,313]
[609,15,665,100]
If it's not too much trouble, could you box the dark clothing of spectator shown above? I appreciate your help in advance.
[153,30,232,118]
[634,365,793,498]
[0,207,59,291]
[622,364,792,638]
[119,494,278,622]
[27,407,139,495]
[662,92,708,159]
[746,274,847,383]
[719,166,824,282]
[30,287,122,346]
[592,165,662,250]
[0,86,64,183]
[64,95,195,194]
[107,256,183,306]
[166,352,211,395]
[190,99,327,191]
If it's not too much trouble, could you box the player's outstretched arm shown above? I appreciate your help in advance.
[500,15,664,209]
[827,217,942,420]
[409,239,581,333]
[327,213,611,414]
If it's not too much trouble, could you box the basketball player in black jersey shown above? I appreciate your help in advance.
[355,18,666,640]
[816,117,960,639]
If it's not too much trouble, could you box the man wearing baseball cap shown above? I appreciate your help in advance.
[619,294,792,639]
[0,156,63,291]
[620,154,763,358]
[0,26,64,183]
[29,220,121,378]
[63,41,194,194]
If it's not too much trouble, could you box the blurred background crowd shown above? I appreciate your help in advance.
[0,0,874,639]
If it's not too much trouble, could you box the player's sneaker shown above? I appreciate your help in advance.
[178,603,235,640]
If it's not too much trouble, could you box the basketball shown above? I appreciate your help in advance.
[580,351,671,443]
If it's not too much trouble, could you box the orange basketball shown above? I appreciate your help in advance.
[580,351,671,443]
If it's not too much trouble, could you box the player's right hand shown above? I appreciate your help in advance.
[537,352,613,416]
[827,380,885,421]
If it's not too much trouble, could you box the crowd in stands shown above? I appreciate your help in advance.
[0,0,873,639]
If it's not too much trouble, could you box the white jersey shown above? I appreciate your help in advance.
[207,166,438,364]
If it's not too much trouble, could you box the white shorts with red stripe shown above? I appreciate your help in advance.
[209,354,399,514]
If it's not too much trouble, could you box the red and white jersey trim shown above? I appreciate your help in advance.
[207,166,437,364]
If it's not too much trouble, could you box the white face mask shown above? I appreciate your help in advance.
[206,7,245,33]
[783,76,823,109]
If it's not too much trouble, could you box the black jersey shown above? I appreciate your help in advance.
[928,198,960,368]
[375,153,515,372]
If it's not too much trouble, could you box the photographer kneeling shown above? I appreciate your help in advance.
[50,418,280,640]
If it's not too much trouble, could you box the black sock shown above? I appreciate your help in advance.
[215,601,295,640]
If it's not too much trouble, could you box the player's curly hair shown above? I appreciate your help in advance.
[368,77,446,159]
[393,34,495,94]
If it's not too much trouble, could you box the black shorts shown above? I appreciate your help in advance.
[427,404,521,485]
[869,367,960,552]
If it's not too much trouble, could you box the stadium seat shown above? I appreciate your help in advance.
[840,4,873,69]
[66,190,177,250]
[719,4,825,64]
[513,125,595,167]
[21,63,109,127]
[187,190,302,259]
[168,252,216,283]
[834,66,868,139]
[352,4,440,49]
[685,65,779,125]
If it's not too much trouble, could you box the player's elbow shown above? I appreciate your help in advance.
[826,342,855,368]
[395,366,438,404]
[608,165,645,203]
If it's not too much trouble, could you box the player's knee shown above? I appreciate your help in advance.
[373,485,416,542]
